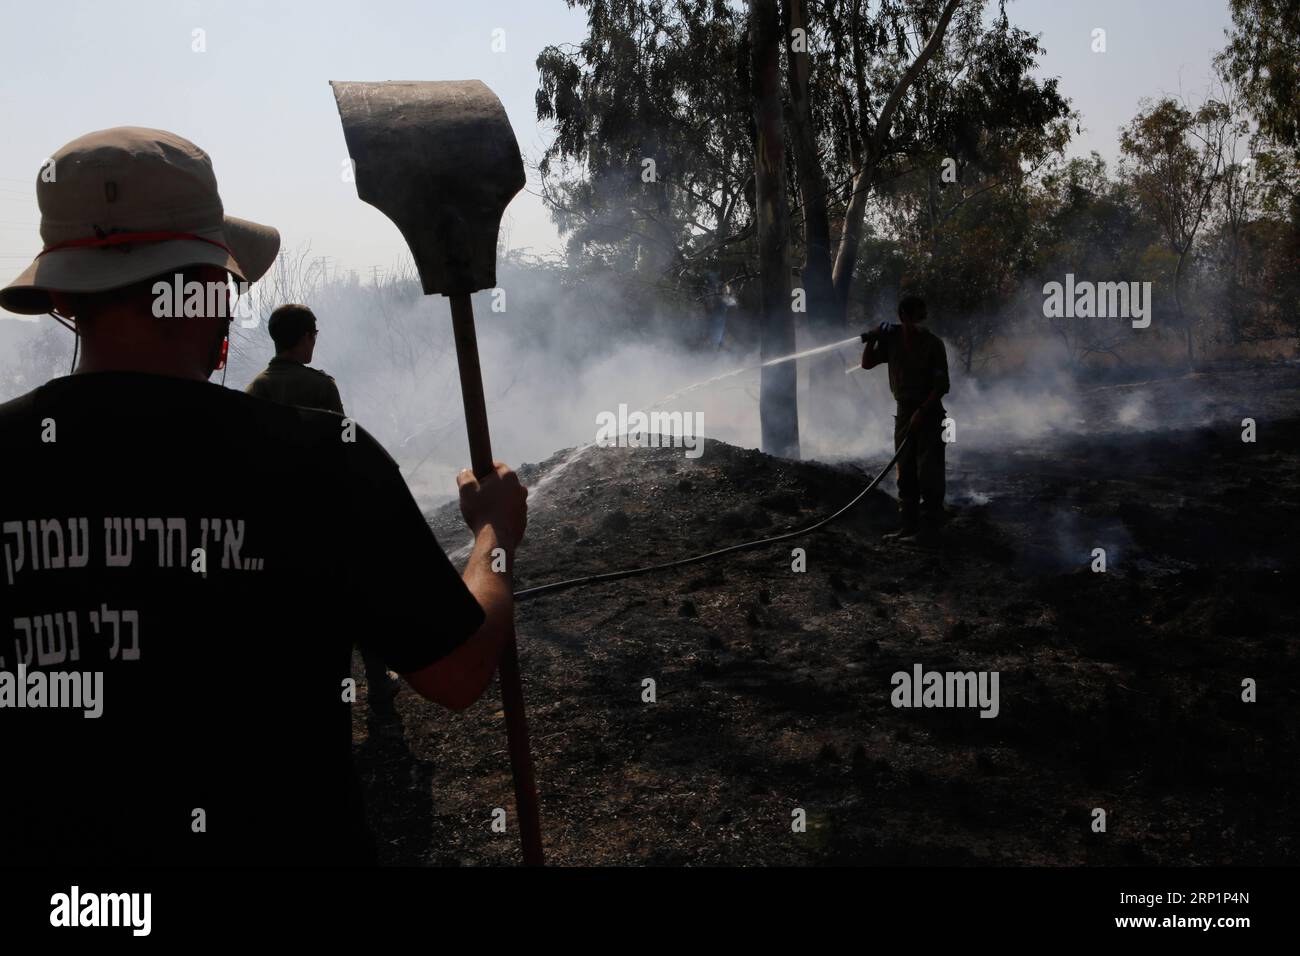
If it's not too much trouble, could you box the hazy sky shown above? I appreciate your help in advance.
[0,0,1235,319]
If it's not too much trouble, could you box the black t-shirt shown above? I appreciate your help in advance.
[0,372,484,867]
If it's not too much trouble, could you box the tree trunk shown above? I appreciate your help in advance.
[783,0,844,434]
[1227,226,1242,344]
[749,0,800,458]
[783,0,835,335]
[1174,246,1194,367]
[831,0,963,316]
[831,162,873,311]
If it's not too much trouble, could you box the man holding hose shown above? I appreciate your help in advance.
[861,294,951,542]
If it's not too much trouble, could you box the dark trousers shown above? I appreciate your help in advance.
[894,402,946,517]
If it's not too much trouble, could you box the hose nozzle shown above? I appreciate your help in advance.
[860,321,893,342]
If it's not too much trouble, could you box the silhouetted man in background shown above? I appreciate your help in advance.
[247,303,400,714]
[247,304,344,414]
[861,294,950,542]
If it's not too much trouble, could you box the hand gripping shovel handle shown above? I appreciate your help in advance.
[449,293,544,866]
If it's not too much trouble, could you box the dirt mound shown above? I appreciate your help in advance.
[352,404,1300,866]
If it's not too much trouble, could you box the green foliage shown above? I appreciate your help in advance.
[532,1,1300,369]
[1220,0,1300,157]
[535,0,753,291]
[1119,97,1228,254]
[536,1,1068,313]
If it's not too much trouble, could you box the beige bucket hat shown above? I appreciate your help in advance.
[0,126,280,315]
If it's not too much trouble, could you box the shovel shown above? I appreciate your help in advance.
[330,79,542,865]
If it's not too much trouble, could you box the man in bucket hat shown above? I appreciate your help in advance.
[0,128,528,866]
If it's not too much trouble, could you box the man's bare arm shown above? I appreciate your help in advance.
[909,387,945,429]
[862,339,886,369]
[402,462,527,710]
[402,526,514,710]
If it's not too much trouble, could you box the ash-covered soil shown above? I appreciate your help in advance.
[353,364,1300,866]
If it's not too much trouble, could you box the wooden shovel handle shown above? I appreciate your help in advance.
[449,293,544,866]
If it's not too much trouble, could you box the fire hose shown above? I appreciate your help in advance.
[514,431,911,602]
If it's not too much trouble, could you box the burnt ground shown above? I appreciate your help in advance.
[352,364,1300,866]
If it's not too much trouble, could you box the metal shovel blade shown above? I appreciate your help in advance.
[329,80,525,296]
[329,78,542,865]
